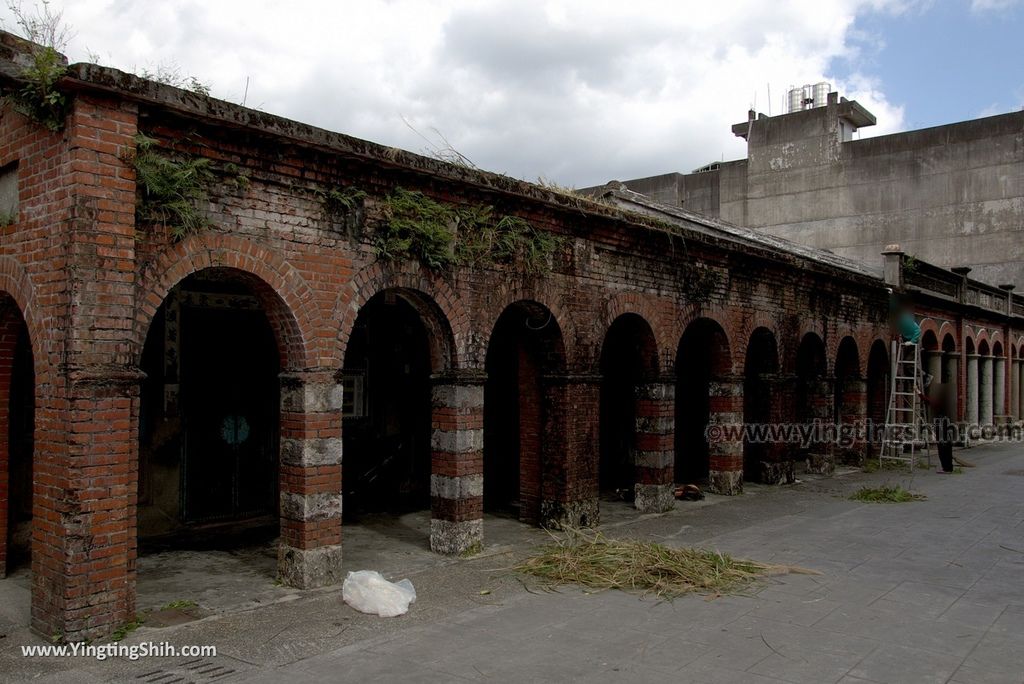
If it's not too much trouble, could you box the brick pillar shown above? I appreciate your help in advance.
[31,367,142,642]
[278,371,344,589]
[804,377,835,475]
[430,370,484,555]
[837,377,867,465]
[633,380,674,513]
[0,316,14,576]
[758,372,796,484]
[541,374,600,528]
[707,375,743,495]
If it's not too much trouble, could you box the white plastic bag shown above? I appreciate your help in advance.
[342,570,417,617]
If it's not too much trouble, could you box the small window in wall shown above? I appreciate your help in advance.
[0,161,18,226]
[342,371,366,418]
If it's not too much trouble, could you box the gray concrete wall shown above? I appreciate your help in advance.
[722,109,1024,288]
[606,106,1024,288]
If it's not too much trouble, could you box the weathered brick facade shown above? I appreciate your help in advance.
[0,34,1022,642]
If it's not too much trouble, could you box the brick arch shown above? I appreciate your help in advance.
[975,329,991,353]
[134,235,318,371]
[937,322,957,349]
[835,336,861,378]
[601,293,668,372]
[599,313,660,377]
[477,287,575,368]
[336,261,466,372]
[1016,336,1024,357]
[678,316,733,377]
[826,326,861,372]
[734,312,779,374]
[989,330,1004,348]
[918,318,941,346]
[0,257,42,366]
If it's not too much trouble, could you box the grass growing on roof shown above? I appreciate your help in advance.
[514,529,774,599]
[849,485,925,503]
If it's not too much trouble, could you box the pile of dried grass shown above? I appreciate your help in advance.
[515,530,780,598]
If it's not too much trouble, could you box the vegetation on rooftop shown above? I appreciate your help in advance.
[131,133,215,241]
[3,0,70,131]
[374,187,563,275]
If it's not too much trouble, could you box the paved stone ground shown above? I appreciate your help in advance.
[2,442,1022,683]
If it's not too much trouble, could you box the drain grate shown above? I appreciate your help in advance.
[136,659,236,683]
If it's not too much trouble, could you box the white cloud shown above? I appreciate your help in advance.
[2,0,911,186]
[970,0,1022,11]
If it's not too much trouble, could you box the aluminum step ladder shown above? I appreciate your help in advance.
[880,340,932,470]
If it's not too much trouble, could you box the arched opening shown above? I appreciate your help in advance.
[484,301,565,524]
[599,314,658,500]
[341,289,444,530]
[137,269,286,606]
[978,339,993,426]
[834,337,863,464]
[866,340,889,459]
[921,330,942,387]
[1,298,33,581]
[676,319,731,486]
[743,328,782,483]
[993,341,1005,419]
[795,333,831,473]
[966,337,979,425]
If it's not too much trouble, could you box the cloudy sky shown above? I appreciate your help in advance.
[2,0,1021,186]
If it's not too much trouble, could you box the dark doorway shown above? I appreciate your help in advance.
[599,314,657,496]
[6,321,33,571]
[743,328,779,483]
[138,271,281,542]
[342,291,433,518]
[483,301,564,523]
[866,340,889,458]
[676,319,730,485]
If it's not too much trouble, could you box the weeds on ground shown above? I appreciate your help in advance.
[849,485,925,503]
[515,529,800,599]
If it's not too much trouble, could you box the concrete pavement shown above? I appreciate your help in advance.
[2,442,1023,683]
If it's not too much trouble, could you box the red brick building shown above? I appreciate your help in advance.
[0,32,1021,642]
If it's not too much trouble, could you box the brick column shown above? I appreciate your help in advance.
[541,374,600,528]
[763,373,797,483]
[633,380,674,513]
[430,370,484,555]
[837,377,867,465]
[804,377,835,475]
[707,375,743,495]
[31,367,142,642]
[278,371,344,589]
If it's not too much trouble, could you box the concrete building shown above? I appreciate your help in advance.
[591,92,1024,288]
[0,31,1022,644]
